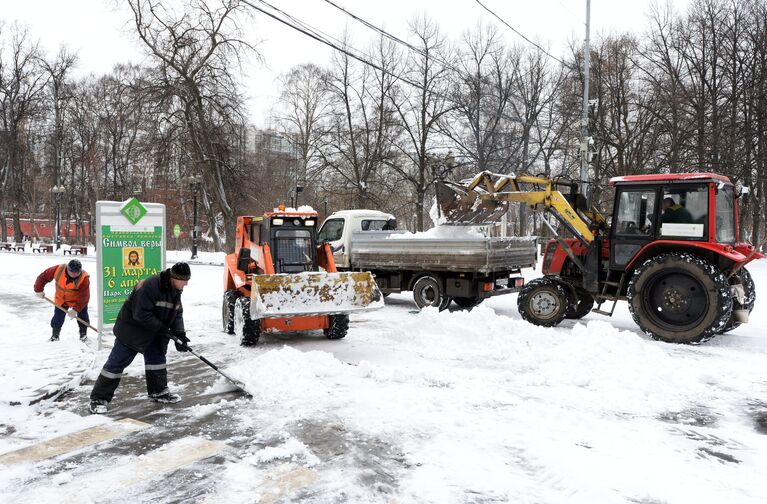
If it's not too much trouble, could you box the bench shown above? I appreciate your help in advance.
[1,242,24,252]
[64,245,88,255]
[32,244,54,253]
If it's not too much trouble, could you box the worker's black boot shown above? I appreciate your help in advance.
[50,327,61,342]
[79,329,88,342]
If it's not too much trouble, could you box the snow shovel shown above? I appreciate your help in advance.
[167,334,251,398]
[249,271,383,319]
[42,295,101,334]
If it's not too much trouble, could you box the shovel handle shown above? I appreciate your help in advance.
[41,295,100,333]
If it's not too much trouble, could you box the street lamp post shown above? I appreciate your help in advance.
[51,185,66,250]
[187,175,202,260]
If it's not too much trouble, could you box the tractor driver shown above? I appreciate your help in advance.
[661,197,693,224]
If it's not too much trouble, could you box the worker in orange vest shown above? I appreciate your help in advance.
[33,259,90,342]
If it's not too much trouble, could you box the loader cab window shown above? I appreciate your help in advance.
[318,218,344,242]
[659,185,707,239]
[615,190,656,236]
[273,228,316,273]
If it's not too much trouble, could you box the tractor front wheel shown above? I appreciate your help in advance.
[627,253,732,344]
[517,277,569,327]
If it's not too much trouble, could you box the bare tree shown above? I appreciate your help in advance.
[0,24,48,241]
[386,15,454,231]
[275,63,331,203]
[127,0,255,250]
[443,23,520,176]
[321,34,401,208]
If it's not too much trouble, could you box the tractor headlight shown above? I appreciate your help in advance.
[272,218,283,225]
[305,220,315,226]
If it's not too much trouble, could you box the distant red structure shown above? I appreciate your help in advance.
[4,215,90,241]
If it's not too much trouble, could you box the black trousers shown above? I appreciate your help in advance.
[90,338,168,403]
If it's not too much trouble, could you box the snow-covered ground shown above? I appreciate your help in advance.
[1,251,767,503]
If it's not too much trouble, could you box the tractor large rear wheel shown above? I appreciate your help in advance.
[234,296,261,346]
[722,267,756,333]
[517,277,569,327]
[627,253,732,344]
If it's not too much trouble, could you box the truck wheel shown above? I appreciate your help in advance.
[234,296,261,346]
[722,267,756,333]
[324,314,349,339]
[565,291,594,319]
[517,277,568,327]
[412,275,450,311]
[222,289,238,334]
[453,297,483,309]
[627,253,732,344]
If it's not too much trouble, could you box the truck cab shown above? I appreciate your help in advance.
[317,209,396,268]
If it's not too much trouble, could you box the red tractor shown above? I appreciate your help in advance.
[222,206,382,346]
[438,172,761,343]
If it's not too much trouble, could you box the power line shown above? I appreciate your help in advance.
[474,0,566,65]
[318,0,532,102]
[242,0,525,124]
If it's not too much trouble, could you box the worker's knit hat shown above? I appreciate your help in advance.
[170,262,191,281]
[67,259,82,274]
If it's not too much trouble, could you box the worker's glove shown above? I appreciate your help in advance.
[67,308,77,319]
[174,333,190,352]
[35,291,45,299]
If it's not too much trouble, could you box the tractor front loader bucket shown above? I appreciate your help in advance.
[250,271,384,319]
[435,181,508,225]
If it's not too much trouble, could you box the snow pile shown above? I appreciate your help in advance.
[0,300,94,405]
[222,300,767,502]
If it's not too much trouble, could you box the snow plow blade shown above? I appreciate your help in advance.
[435,181,509,225]
[249,271,384,319]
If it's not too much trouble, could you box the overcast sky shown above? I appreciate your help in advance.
[3,0,690,127]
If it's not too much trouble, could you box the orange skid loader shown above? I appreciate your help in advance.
[223,206,383,346]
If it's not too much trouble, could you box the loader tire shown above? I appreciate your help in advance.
[517,277,568,327]
[627,253,732,344]
[412,275,451,311]
[222,289,238,335]
[234,296,260,346]
[324,314,349,340]
[453,297,483,309]
[722,267,756,333]
[565,291,594,319]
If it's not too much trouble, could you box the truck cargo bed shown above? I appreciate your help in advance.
[350,231,537,274]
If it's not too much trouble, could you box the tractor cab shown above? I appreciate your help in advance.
[608,173,738,270]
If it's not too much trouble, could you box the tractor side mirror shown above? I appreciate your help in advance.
[734,180,749,197]
[237,247,252,272]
